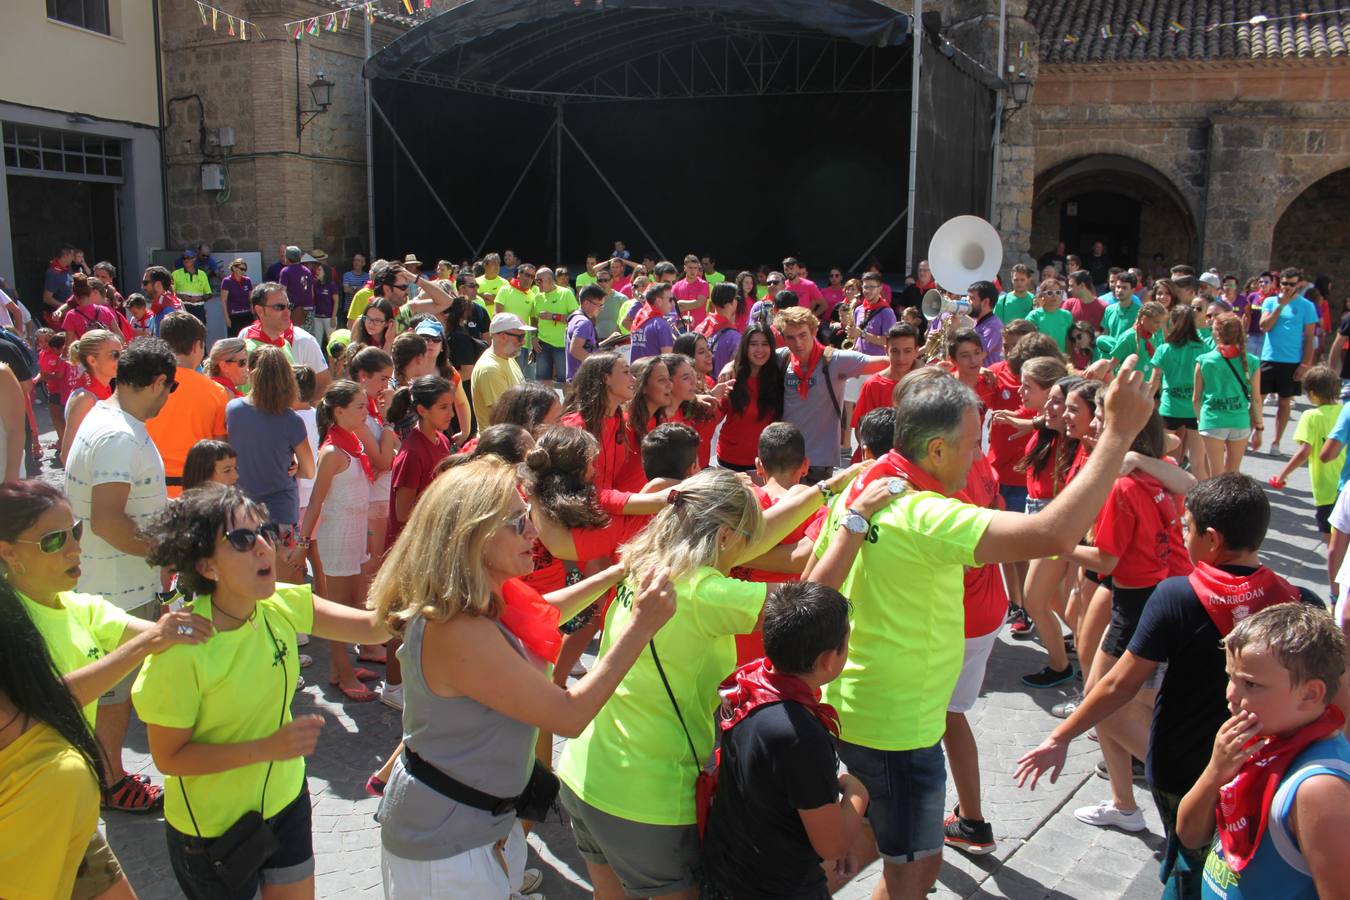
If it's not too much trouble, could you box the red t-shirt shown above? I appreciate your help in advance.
[561,410,633,516]
[386,427,451,544]
[613,414,652,493]
[1063,296,1107,331]
[851,372,898,428]
[673,404,725,470]
[572,512,650,564]
[985,361,1029,488]
[1023,433,1061,501]
[1093,471,1192,587]
[716,375,769,468]
[957,454,1007,637]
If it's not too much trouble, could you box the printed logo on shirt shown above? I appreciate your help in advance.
[616,580,634,610]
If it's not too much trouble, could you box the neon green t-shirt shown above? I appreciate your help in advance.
[1027,307,1073,351]
[814,490,992,751]
[534,287,578,348]
[1294,403,1344,505]
[705,271,725,288]
[1110,331,1159,381]
[556,567,763,825]
[1196,350,1258,431]
[132,584,315,838]
[172,267,211,299]
[20,591,130,727]
[574,272,597,289]
[616,298,640,336]
[1150,340,1207,419]
[1093,334,1115,361]
[476,274,508,299]
[346,286,375,325]
[1102,299,1140,339]
[994,290,1034,324]
[755,285,770,300]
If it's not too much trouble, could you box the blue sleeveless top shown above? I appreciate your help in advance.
[1201,734,1350,899]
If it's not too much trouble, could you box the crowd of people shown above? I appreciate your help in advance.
[0,236,1348,900]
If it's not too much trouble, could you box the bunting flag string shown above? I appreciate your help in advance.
[1061,5,1349,44]
[192,1,264,40]
[284,1,428,41]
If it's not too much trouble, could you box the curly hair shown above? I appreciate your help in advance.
[143,484,269,595]
[564,352,625,437]
[523,427,608,529]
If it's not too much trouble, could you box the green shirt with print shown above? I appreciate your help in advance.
[1102,299,1140,339]
[534,287,578,348]
[1027,307,1073,351]
[1150,340,1207,419]
[1196,350,1258,431]
[20,591,131,727]
[1110,331,1159,381]
[476,274,508,299]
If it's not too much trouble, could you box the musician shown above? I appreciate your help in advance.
[853,273,898,356]
[926,282,1003,366]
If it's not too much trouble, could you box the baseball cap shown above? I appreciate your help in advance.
[489,312,536,334]
[414,318,445,339]
[1198,272,1222,289]
[182,247,195,259]
[327,328,351,357]
[301,253,318,264]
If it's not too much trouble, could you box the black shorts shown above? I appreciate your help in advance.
[1259,361,1302,399]
[1162,415,1198,430]
[1101,584,1156,657]
[1316,503,1333,535]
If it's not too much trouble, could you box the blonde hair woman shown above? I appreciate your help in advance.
[58,328,121,465]
[370,458,676,899]
[555,464,884,899]
[1193,313,1261,474]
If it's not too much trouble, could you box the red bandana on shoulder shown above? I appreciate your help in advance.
[321,425,374,482]
[76,372,113,401]
[1187,562,1300,636]
[499,578,562,664]
[242,320,293,349]
[1215,705,1345,872]
[720,658,839,737]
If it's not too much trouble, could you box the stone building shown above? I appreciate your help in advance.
[1004,0,1350,297]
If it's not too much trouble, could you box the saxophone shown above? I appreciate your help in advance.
[841,295,861,350]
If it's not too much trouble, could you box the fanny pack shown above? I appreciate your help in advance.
[402,747,560,822]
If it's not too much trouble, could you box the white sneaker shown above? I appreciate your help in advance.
[1073,800,1145,832]
[380,682,404,711]
[296,633,310,647]
[520,869,543,893]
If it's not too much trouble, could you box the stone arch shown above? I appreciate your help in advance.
[1031,154,1200,274]
[1272,167,1350,316]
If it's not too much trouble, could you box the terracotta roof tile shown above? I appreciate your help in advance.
[1028,0,1350,62]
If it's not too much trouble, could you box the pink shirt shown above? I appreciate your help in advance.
[821,285,845,316]
[787,277,824,313]
[672,277,710,326]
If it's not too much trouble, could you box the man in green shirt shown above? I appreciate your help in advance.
[1102,272,1142,339]
[493,264,539,378]
[574,253,600,289]
[475,252,509,302]
[532,267,577,385]
[171,249,212,325]
[809,367,1156,898]
[701,254,725,288]
[993,264,1036,324]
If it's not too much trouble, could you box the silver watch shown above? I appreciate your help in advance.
[842,509,870,535]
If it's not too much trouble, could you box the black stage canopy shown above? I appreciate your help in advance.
[364,0,994,277]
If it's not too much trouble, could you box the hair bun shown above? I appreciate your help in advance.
[525,447,551,471]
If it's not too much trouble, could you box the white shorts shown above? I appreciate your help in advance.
[381,820,527,899]
[1199,426,1251,442]
[1330,482,1350,534]
[947,627,1000,713]
[844,376,863,404]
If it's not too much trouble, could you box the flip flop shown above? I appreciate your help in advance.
[352,667,381,683]
[356,649,387,664]
[334,683,378,702]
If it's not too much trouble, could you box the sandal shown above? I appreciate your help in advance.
[356,646,387,664]
[334,683,378,702]
[102,775,163,814]
[352,667,381,683]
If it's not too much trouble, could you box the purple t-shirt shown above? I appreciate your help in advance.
[313,280,339,318]
[278,264,313,310]
[265,261,285,283]
[707,324,741,378]
[631,314,674,361]
[1242,291,1267,335]
[565,311,598,381]
[853,305,897,356]
[222,275,253,315]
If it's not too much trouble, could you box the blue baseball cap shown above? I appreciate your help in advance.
[414,318,445,339]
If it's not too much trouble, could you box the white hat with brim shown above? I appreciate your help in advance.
[490,312,537,334]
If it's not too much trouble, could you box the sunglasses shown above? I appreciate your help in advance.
[221,522,281,553]
[505,505,532,536]
[265,302,292,311]
[1281,281,1299,287]
[15,520,84,553]
[223,356,248,366]
[165,379,179,394]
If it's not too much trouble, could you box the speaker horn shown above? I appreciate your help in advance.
[921,289,971,321]
[927,215,1003,294]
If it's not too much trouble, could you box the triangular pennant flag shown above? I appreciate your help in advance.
[1129,19,1148,36]
[1099,24,1113,38]
[240,20,247,39]
[211,8,218,30]
[402,0,413,13]
[326,12,338,31]
[366,3,375,23]
[227,14,235,35]
[423,0,432,7]
[1062,33,1079,43]
[307,16,321,35]
[1168,18,1186,33]
[341,8,351,28]
[292,21,304,39]
[196,1,209,26]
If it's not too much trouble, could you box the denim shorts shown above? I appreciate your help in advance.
[837,740,947,862]
[166,783,314,900]
[999,483,1028,514]
[535,342,567,383]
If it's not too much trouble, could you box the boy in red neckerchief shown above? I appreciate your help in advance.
[1176,603,1349,899]
[849,323,918,463]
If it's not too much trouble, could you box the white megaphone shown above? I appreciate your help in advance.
[921,289,971,321]
[927,215,1003,294]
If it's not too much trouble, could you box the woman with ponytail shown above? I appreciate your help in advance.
[296,380,378,703]
[349,347,399,605]
[59,328,121,465]
[1194,312,1262,475]
[1149,304,1208,477]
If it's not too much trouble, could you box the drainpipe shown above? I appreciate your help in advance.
[152,0,170,254]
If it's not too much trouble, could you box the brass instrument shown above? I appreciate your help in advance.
[841,294,861,350]
[922,215,1003,362]
[920,290,976,362]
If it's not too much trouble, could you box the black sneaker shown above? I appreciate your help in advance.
[943,806,996,855]
[1021,664,1075,689]
[1095,758,1148,784]
[1008,606,1035,639]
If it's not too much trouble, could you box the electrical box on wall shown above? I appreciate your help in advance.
[204,127,236,153]
[201,163,225,191]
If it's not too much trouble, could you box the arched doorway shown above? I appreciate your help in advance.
[1273,168,1350,318]
[1031,155,1198,274]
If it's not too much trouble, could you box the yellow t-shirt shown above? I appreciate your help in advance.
[346,286,375,326]
[172,267,211,299]
[19,590,131,727]
[0,723,100,900]
[132,584,315,837]
[476,274,508,299]
[470,348,523,427]
[814,490,993,750]
[556,567,763,825]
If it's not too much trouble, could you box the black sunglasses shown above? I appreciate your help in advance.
[265,302,292,311]
[221,522,281,553]
[15,520,84,553]
[1280,280,1299,287]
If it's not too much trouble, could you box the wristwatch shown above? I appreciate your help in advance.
[817,480,833,501]
[842,508,870,535]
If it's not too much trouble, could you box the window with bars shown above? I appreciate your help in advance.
[46,0,110,35]
[2,123,124,181]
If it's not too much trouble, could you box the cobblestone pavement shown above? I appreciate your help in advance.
[53,397,1325,899]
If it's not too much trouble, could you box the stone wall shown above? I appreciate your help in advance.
[1272,168,1350,313]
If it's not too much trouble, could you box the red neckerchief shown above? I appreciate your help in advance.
[321,425,373,481]
[151,291,181,316]
[843,449,950,510]
[366,393,381,424]
[861,292,889,312]
[789,341,826,399]
[242,320,293,348]
[1187,562,1300,636]
[499,577,562,664]
[1216,705,1345,871]
[1218,343,1242,359]
[720,658,840,737]
[695,312,734,337]
[48,258,68,274]
[75,372,113,401]
[211,375,242,399]
[915,276,936,293]
[510,277,530,292]
[631,301,660,330]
